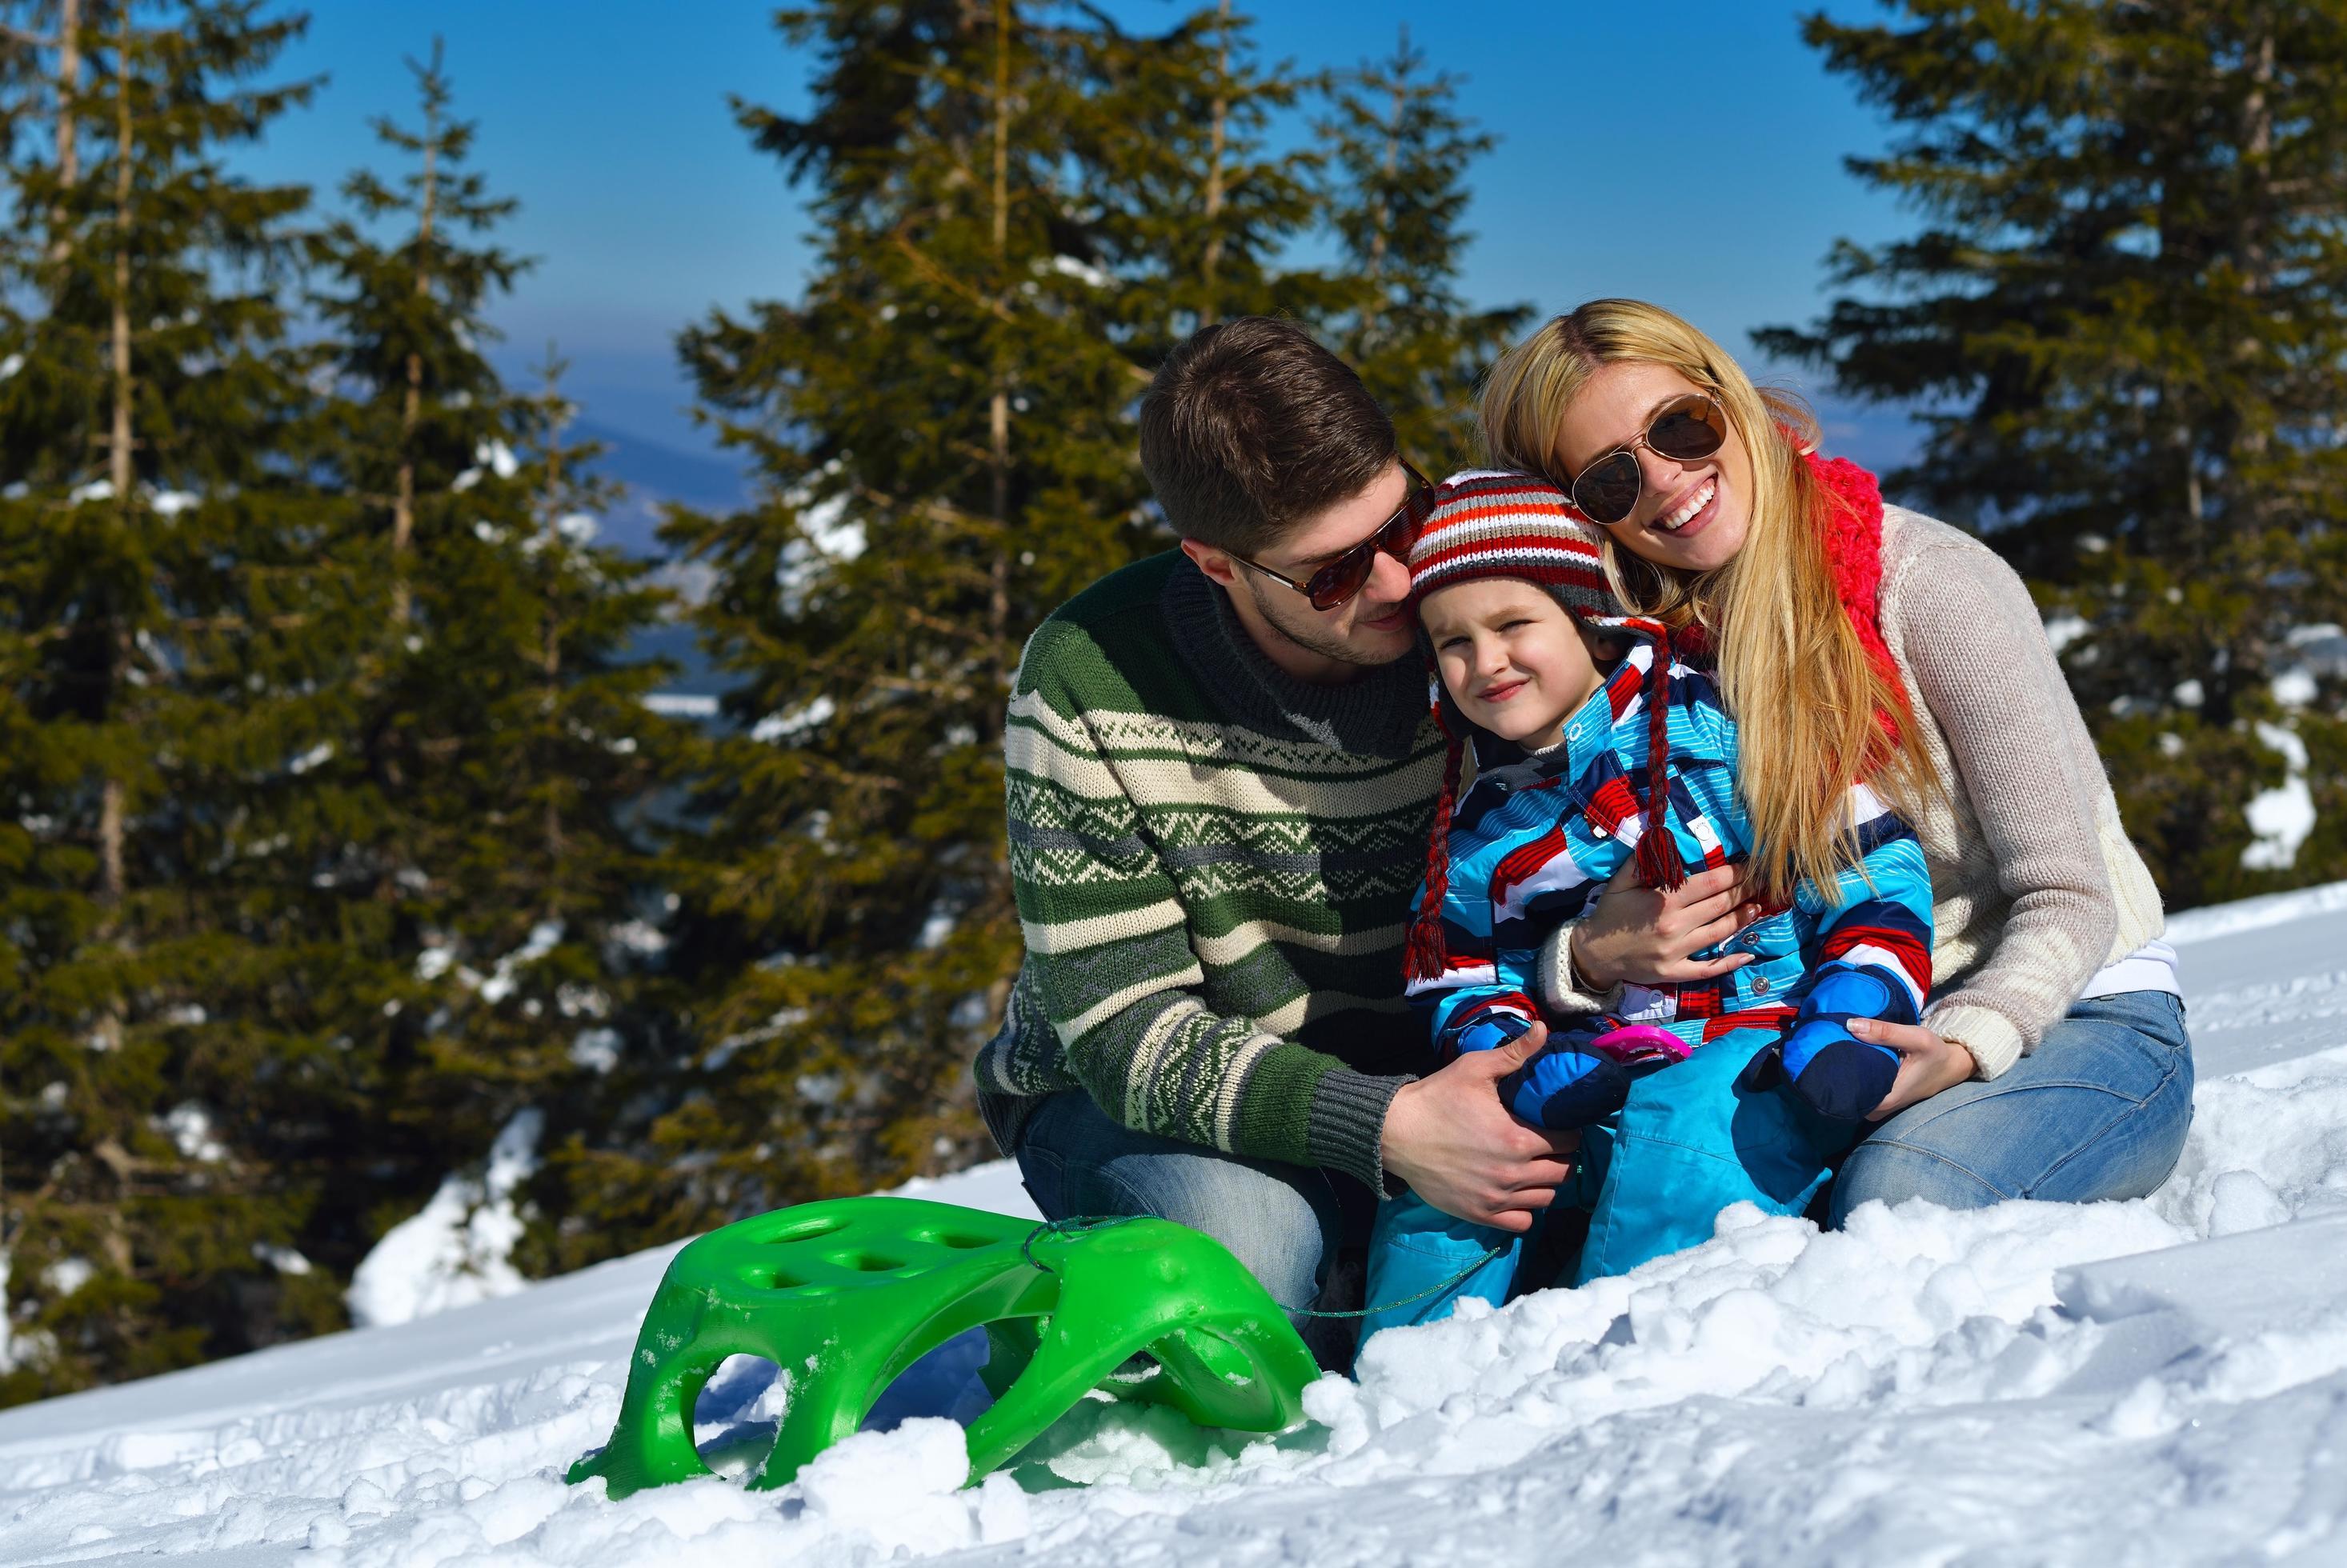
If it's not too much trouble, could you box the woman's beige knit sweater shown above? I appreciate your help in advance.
[1545,506,2167,1080]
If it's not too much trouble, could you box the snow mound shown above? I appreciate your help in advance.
[348,1109,546,1330]
[2,887,2345,1563]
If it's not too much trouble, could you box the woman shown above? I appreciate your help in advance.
[1480,300,2190,1222]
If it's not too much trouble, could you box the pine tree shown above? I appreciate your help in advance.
[1756,0,2347,910]
[0,0,338,1401]
[554,2,1521,1255]
[1081,0,1332,356]
[303,52,691,1298]
[590,0,1180,1245]
[426,352,699,1283]
[1316,26,1529,466]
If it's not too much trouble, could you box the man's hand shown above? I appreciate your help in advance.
[1569,862,1762,990]
[1847,1017,1977,1121]
[1381,1022,1580,1232]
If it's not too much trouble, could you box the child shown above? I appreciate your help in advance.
[1360,470,1934,1339]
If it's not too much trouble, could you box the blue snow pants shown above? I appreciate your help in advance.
[1360,1026,1856,1347]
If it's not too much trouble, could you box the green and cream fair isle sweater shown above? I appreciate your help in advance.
[973,551,1447,1193]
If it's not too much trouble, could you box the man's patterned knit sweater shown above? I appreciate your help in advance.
[974,551,1447,1192]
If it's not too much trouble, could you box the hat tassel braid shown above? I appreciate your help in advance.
[1404,703,1467,984]
[1630,630,1688,892]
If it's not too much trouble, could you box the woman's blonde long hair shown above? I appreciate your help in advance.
[1480,299,1937,904]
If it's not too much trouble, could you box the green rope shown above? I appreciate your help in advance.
[1021,1214,1503,1322]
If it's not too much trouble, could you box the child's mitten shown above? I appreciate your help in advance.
[1499,1038,1633,1130]
[1737,968,1903,1122]
[1452,1016,1655,1130]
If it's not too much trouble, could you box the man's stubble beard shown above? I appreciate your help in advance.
[1243,576,1412,670]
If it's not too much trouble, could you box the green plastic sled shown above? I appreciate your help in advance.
[565,1195,1320,1496]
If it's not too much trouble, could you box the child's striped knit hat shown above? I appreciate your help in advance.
[1402,470,1685,982]
[1405,469,1616,617]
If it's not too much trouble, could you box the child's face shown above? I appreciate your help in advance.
[1420,578,1606,750]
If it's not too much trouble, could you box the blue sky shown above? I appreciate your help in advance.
[243,0,1920,465]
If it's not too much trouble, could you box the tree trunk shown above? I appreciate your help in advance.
[1198,0,1231,324]
[47,0,80,265]
[1358,32,1404,350]
[539,377,567,902]
[2213,12,2277,723]
[100,12,131,919]
[393,42,444,630]
[94,16,131,1058]
[984,0,1012,738]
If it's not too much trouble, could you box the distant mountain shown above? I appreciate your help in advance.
[571,417,750,558]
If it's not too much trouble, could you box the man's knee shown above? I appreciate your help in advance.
[1828,1138,2007,1226]
[1019,1097,1340,1309]
[1139,1153,1340,1310]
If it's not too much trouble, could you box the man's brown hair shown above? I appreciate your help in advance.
[1138,316,1397,554]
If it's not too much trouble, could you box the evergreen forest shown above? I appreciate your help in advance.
[1,0,2342,1405]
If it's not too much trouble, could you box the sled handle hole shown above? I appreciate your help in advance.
[913,1230,997,1250]
[831,1250,906,1274]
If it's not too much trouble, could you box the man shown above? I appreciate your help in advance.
[974,318,1577,1337]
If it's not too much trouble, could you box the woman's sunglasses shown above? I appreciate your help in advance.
[1565,394,1729,526]
[1232,464,1435,611]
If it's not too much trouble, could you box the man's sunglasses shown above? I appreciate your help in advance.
[1231,464,1436,612]
[1565,394,1730,526]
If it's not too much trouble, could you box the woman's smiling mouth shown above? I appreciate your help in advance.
[1653,476,1719,535]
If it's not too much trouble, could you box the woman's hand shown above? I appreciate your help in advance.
[1569,861,1764,990]
[1382,1022,1580,1232]
[1847,1017,1978,1120]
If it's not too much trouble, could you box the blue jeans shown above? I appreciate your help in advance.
[1828,990,2193,1222]
[1011,1090,1357,1326]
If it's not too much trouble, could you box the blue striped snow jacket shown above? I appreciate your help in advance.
[1406,637,1935,1078]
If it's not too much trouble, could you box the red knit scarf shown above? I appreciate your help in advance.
[1805,450,1904,704]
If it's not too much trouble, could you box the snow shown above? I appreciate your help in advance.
[2242,721,2317,871]
[1047,254,1114,290]
[641,693,719,719]
[40,1258,94,1298]
[775,489,865,615]
[2273,666,2319,708]
[8,885,2347,1562]
[916,902,958,950]
[163,1102,227,1162]
[2290,622,2347,678]
[750,694,835,743]
[346,1110,547,1330]
[254,1245,315,1278]
[476,922,565,1006]
[286,740,336,775]
[454,441,523,493]
[798,493,863,562]
[58,478,201,514]
[570,1027,623,1075]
